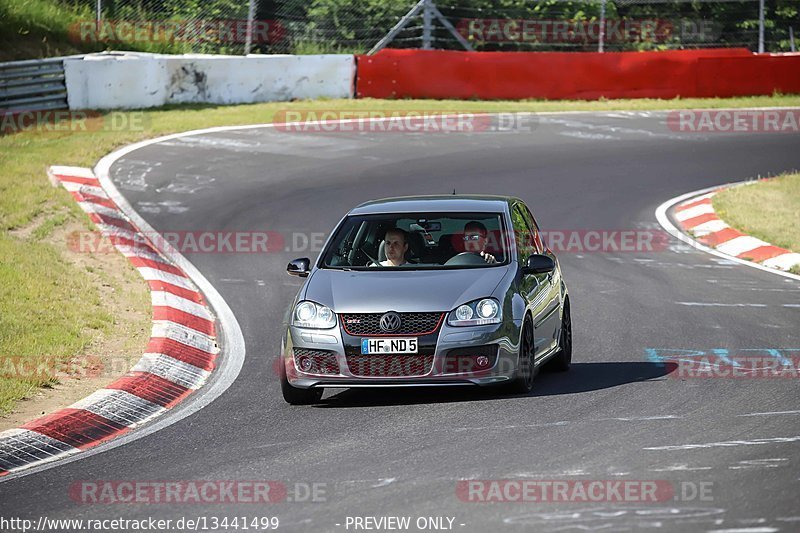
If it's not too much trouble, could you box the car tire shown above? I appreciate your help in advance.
[280,359,324,405]
[508,318,535,394]
[547,300,572,372]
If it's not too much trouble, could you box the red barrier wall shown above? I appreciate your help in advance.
[356,48,800,100]
[697,54,800,98]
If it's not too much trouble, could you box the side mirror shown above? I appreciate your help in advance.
[287,258,311,277]
[521,254,555,275]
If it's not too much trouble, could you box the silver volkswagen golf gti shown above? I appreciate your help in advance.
[279,195,571,404]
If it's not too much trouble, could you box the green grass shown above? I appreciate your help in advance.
[0,0,106,61]
[1,94,799,414]
[713,172,800,253]
[0,0,198,61]
[0,0,90,60]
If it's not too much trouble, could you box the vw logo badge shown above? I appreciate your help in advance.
[379,311,401,333]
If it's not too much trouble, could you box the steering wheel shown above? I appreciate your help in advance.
[444,252,489,266]
[359,245,379,265]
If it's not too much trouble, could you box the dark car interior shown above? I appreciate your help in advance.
[324,213,508,268]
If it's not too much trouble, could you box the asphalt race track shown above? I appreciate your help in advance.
[2,111,799,532]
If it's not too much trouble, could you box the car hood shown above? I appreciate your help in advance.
[303,267,512,313]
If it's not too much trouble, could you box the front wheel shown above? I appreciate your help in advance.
[547,301,572,372]
[508,319,535,394]
[280,359,323,405]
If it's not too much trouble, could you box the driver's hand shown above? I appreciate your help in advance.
[480,251,497,264]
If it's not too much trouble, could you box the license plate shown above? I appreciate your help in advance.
[361,338,418,354]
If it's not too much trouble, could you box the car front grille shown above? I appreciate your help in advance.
[345,354,434,377]
[293,348,339,375]
[340,312,445,336]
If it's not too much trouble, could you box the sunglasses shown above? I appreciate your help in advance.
[462,234,484,241]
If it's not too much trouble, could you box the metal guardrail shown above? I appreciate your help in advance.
[0,55,85,113]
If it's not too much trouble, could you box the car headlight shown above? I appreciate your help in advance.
[455,304,473,321]
[448,298,502,326]
[292,301,337,329]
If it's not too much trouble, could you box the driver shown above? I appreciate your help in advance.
[377,228,408,266]
[463,221,497,264]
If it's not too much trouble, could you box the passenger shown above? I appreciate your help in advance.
[463,221,497,264]
[378,228,408,266]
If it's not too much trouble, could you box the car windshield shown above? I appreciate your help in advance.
[321,212,509,270]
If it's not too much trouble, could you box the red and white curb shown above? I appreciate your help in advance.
[656,181,800,282]
[674,186,800,272]
[0,166,220,476]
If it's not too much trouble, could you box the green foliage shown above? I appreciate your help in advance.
[277,0,800,53]
[0,0,252,60]
[1,0,799,60]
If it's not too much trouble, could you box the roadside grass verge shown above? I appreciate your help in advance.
[0,235,109,408]
[1,94,799,415]
[713,172,800,256]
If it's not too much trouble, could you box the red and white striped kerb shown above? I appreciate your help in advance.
[674,186,800,272]
[0,166,219,476]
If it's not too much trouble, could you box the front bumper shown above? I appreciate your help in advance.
[282,318,522,389]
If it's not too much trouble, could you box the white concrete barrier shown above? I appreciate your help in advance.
[64,52,355,109]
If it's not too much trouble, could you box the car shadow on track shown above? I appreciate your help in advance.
[314,361,675,408]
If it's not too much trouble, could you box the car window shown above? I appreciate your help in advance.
[321,212,509,270]
[512,204,537,262]
[520,204,544,254]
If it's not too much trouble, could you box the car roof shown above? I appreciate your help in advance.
[349,195,521,215]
